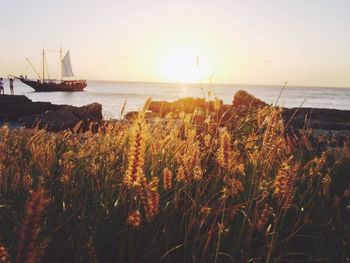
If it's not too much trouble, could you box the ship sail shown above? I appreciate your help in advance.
[62,50,74,77]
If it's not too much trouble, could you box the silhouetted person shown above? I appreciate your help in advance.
[9,78,14,95]
[0,78,4,95]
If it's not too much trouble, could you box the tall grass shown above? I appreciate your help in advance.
[0,102,349,262]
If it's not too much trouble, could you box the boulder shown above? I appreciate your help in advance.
[19,103,103,132]
[232,90,267,109]
[0,95,59,121]
[125,111,139,120]
[72,103,102,123]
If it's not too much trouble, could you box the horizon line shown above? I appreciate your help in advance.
[85,79,350,89]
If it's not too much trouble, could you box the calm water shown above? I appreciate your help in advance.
[8,80,350,119]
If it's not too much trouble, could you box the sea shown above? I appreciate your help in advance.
[9,80,350,119]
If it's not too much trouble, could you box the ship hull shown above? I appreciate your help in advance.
[19,78,87,92]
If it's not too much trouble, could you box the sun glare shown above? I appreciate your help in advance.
[157,44,211,83]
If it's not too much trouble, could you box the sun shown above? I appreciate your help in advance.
[157,44,200,83]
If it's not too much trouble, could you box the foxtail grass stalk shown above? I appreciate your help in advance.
[16,189,47,263]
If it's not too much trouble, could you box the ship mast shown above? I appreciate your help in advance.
[42,48,45,81]
[60,46,63,81]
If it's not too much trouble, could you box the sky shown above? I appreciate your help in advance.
[1,0,350,87]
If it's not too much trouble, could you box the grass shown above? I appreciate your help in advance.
[0,100,349,262]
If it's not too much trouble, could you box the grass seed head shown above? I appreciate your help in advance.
[16,189,48,263]
[0,245,10,263]
[127,210,142,228]
[123,120,146,188]
[163,168,173,190]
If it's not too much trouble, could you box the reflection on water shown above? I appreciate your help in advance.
[10,80,350,119]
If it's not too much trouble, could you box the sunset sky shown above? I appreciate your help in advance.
[1,0,350,87]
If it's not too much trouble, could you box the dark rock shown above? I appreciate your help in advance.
[19,103,102,132]
[125,111,139,120]
[0,95,59,121]
[282,108,350,131]
[72,103,102,123]
[0,95,103,131]
[232,90,267,109]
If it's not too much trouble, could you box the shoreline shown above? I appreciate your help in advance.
[1,92,350,135]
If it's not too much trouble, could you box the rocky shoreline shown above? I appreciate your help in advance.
[146,90,350,135]
[0,95,102,131]
[1,92,349,137]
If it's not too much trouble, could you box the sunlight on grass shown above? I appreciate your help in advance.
[0,100,349,262]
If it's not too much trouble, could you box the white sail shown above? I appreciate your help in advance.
[62,50,74,77]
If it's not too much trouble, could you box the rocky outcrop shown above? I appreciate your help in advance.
[282,107,350,131]
[146,90,350,135]
[0,95,59,121]
[147,91,267,125]
[232,90,267,109]
[148,90,266,116]
[0,95,103,132]
[19,103,102,132]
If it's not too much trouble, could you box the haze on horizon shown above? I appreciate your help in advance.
[1,0,350,87]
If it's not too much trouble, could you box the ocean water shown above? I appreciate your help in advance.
[8,80,350,119]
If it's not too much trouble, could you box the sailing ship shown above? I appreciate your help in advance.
[14,48,87,92]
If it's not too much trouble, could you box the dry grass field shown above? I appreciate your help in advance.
[0,101,349,262]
